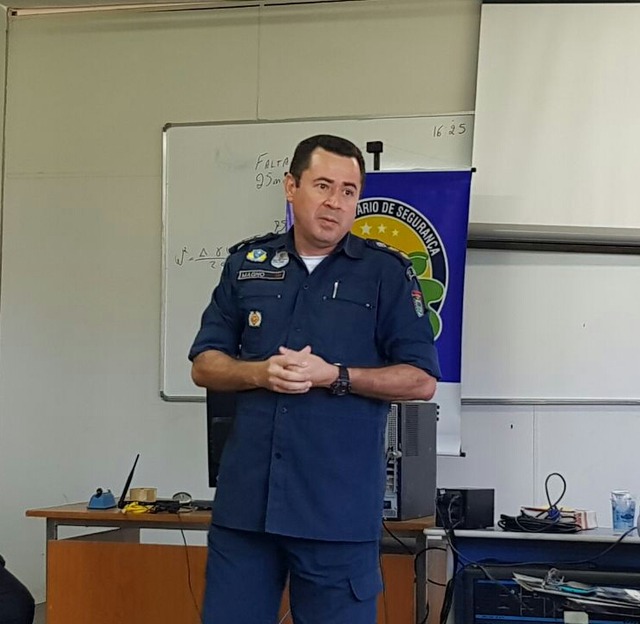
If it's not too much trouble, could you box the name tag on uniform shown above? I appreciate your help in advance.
[237,270,286,281]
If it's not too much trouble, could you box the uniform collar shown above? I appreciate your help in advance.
[335,232,365,259]
[278,228,364,259]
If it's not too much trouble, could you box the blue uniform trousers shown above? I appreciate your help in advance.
[203,524,382,624]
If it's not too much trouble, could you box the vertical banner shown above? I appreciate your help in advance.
[355,171,472,455]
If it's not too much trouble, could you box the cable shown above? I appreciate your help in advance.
[435,492,533,622]
[382,521,414,555]
[544,471,567,510]
[497,513,580,533]
[277,609,291,624]
[446,522,640,574]
[418,599,430,624]
[382,522,448,584]
[497,472,581,533]
[176,514,202,623]
[382,520,448,624]
[438,546,458,624]
[413,547,448,587]
[436,494,460,624]
[556,524,638,567]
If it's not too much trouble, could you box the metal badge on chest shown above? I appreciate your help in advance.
[271,250,289,268]
[248,310,262,328]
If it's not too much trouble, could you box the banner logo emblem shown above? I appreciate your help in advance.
[354,198,448,339]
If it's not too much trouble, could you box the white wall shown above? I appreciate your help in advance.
[0,0,481,600]
[438,403,640,532]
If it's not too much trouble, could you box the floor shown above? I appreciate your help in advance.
[34,603,45,623]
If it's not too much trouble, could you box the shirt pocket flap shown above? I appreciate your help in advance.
[324,278,377,310]
[348,568,383,602]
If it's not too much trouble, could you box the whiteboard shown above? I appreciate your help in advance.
[162,116,474,400]
[461,249,640,402]
[471,3,640,237]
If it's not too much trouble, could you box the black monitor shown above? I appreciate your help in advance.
[206,390,236,487]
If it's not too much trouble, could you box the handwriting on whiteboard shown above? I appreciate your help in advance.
[255,151,289,191]
[174,245,227,269]
[256,172,283,190]
[432,121,468,138]
[173,222,287,269]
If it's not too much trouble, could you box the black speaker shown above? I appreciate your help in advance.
[436,488,495,529]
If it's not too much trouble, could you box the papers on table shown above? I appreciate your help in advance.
[513,571,640,616]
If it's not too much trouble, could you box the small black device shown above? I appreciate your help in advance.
[329,365,351,396]
[366,141,384,171]
[435,487,495,529]
[383,401,438,520]
[117,453,140,509]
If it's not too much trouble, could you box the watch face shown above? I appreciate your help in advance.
[333,382,350,396]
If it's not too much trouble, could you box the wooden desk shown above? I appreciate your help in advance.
[28,504,434,624]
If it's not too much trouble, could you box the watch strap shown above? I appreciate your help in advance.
[329,365,351,396]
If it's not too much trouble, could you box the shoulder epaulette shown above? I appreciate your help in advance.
[228,232,279,254]
[364,238,411,265]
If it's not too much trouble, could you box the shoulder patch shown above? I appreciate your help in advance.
[228,232,279,254]
[364,238,411,266]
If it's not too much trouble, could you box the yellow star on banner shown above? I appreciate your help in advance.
[377,224,387,234]
[360,222,372,235]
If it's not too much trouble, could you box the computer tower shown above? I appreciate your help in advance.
[383,401,438,521]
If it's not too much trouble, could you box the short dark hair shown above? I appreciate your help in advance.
[289,134,366,189]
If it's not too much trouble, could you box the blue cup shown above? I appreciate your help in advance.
[611,490,636,533]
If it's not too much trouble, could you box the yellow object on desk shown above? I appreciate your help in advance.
[121,502,150,514]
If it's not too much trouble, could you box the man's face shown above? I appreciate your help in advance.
[284,147,362,255]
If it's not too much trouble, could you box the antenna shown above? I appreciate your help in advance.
[117,454,140,509]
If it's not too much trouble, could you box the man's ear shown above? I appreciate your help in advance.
[283,173,297,202]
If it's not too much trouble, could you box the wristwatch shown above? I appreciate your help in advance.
[329,365,351,396]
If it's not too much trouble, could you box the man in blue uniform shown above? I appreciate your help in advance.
[190,134,440,623]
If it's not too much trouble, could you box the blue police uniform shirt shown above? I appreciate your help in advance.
[189,229,441,542]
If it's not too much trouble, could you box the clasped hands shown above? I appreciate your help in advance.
[264,345,337,394]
